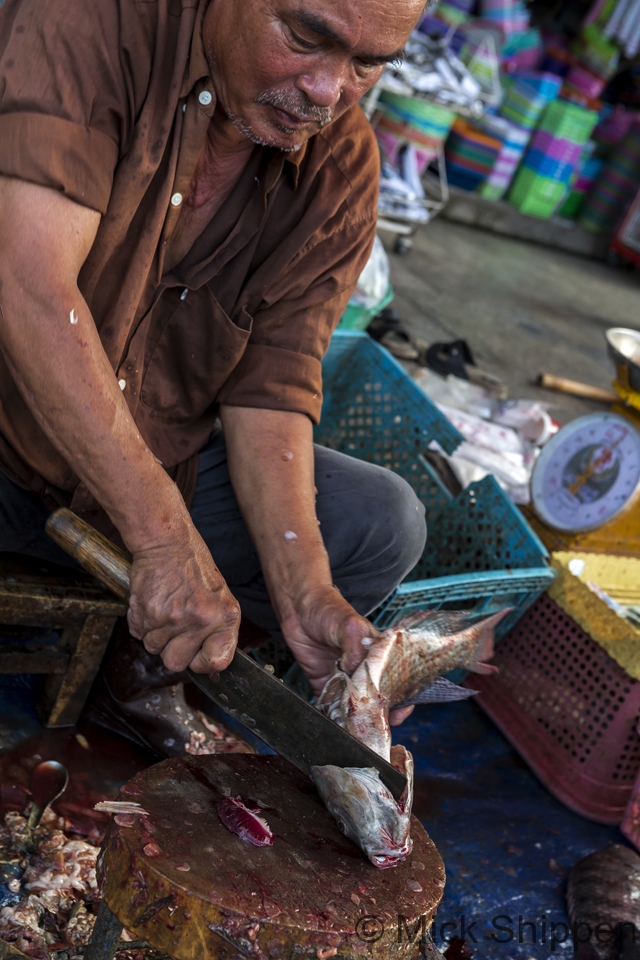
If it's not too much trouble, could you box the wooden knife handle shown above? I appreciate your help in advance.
[45,508,132,601]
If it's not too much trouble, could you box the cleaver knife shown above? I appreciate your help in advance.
[45,508,407,801]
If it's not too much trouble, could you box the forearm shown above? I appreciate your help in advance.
[1,289,186,549]
[0,178,187,552]
[220,405,332,621]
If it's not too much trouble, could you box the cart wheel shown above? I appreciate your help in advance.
[393,236,413,256]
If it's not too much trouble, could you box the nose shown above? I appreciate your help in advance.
[296,61,345,109]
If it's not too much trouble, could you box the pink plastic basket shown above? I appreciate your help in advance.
[467,594,640,824]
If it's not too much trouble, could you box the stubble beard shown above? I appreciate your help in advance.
[224,106,303,152]
[225,89,334,152]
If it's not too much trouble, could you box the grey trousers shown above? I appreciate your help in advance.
[0,431,427,630]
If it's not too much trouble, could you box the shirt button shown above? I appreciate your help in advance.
[118,379,126,391]
[170,192,183,207]
[198,90,213,106]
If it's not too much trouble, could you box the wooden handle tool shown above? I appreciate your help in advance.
[45,508,132,599]
[538,373,618,403]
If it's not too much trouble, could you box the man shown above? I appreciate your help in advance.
[0,0,427,754]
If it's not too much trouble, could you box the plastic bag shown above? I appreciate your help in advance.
[349,235,390,309]
[437,403,525,454]
[413,367,495,420]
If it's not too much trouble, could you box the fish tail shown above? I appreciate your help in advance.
[466,608,512,675]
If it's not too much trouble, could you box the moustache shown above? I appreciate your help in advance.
[255,89,334,127]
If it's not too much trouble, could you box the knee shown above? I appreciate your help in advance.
[370,468,427,580]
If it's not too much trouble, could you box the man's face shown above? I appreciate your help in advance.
[203,0,425,151]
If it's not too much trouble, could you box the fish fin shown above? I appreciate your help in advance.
[466,608,512,675]
[390,744,414,814]
[317,669,351,724]
[397,677,479,706]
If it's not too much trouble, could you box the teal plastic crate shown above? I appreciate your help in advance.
[316,331,554,634]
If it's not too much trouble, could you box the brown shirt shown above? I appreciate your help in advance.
[0,0,379,508]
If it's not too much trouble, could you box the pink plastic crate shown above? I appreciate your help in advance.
[530,128,584,161]
[467,594,640,824]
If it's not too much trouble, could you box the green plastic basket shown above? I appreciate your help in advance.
[338,284,394,331]
[556,189,585,219]
[538,100,599,145]
[509,167,568,218]
[478,181,507,201]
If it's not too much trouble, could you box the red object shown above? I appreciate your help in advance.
[466,594,640,824]
[611,188,640,267]
[216,796,275,846]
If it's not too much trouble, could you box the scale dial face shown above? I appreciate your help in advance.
[531,412,640,533]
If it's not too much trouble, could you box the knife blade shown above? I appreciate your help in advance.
[45,508,408,801]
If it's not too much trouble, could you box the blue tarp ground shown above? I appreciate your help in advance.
[394,701,622,959]
[0,675,623,959]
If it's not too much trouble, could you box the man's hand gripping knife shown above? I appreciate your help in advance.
[0,175,240,675]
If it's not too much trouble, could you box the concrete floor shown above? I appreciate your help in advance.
[381,218,640,425]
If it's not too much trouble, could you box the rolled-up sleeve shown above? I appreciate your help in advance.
[217,117,380,424]
[217,212,377,423]
[0,0,141,212]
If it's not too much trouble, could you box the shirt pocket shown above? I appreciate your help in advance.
[140,286,253,421]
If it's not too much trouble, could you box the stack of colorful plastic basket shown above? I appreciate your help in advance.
[509,99,599,217]
[478,116,532,200]
[375,91,456,167]
[556,144,604,219]
[499,72,562,129]
[480,0,529,34]
[444,118,503,191]
[502,28,543,73]
[436,0,475,27]
[579,123,640,233]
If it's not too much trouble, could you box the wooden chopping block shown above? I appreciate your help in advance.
[99,754,444,959]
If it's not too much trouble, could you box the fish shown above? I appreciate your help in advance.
[313,744,414,869]
[567,844,640,960]
[311,608,508,869]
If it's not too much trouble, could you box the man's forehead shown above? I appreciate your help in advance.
[276,0,423,53]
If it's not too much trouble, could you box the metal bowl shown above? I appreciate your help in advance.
[606,327,640,393]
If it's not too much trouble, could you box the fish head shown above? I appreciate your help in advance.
[311,764,412,869]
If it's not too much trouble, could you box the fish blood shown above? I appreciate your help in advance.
[216,797,275,847]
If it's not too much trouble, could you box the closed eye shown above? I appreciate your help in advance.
[287,25,321,50]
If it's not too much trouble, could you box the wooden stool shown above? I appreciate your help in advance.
[0,554,126,727]
[88,754,445,960]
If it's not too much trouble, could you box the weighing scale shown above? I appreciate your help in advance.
[530,328,640,538]
[531,412,640,534]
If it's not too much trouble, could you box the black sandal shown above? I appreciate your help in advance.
[368,307,420,361]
